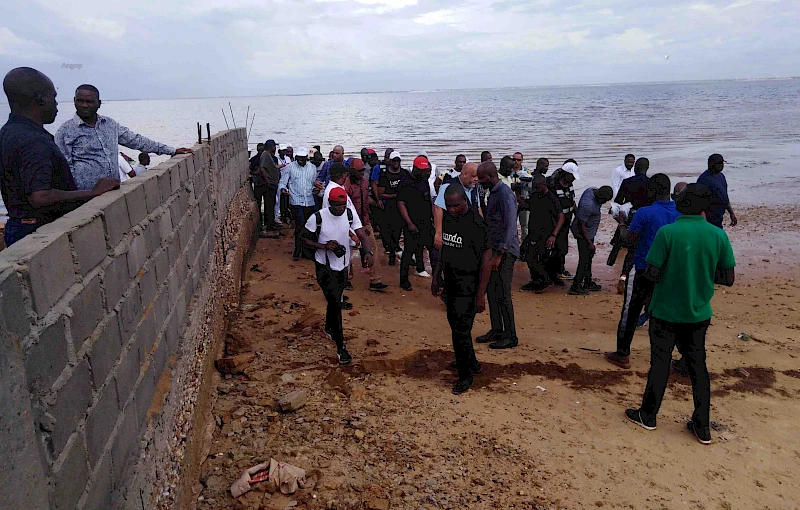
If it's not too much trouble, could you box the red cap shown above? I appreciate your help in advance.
[329,187,348,203]
[413,156,430,170]
[350,158,365,171]
[367,148,377,155]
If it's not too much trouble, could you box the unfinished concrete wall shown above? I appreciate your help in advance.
[0,127,257,509]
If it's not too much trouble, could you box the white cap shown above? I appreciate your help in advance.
[279,144,288,151]
[562,161,580,180]
[295,147,309,157]
[389,151,401,160]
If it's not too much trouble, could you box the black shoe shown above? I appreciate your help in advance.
[521,281,538,291]
[337,347,352,365]
[534,282,553,294]
[625,408,656,431]
[344,281,354,291]
[383,248,390,254]
[341,301,353,310]
[342,295,350,302]
[687,420,712,445]
[399,281,412,291]
[568,285,588,296]
[452,377,473,395]
[449,361,482,374]
[475,331,499,344]
[560,270,574,280]
[550,278,565,287]
[585,281,602,292]
[292,254,300,261]
[489,337,518,349]
[369,282,388,291]
[388,256,396,266]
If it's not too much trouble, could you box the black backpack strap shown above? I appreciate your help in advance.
[314,211,322,240]
[347,207,353,226]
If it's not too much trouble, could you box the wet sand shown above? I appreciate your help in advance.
[196,205,800,510]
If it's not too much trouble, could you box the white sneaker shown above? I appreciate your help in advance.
[416,270,431,278]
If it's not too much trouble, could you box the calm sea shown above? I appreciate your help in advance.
[2,79,799,207]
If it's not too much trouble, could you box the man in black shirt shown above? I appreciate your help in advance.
[0,67,118,247]
[376,151,409,265]
[256,139,281,232]
[249,142,264,190]
[397,156,438,290]
[547,160,579,280]
[521,175,565,292]
[614,157,651,281]
[432,185,492,395]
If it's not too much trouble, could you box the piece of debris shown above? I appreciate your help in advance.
[250,264,263,272]
[216,352,255,376]
[366,498,390,510]
[278,390,308,412]
[231,459,315,498]
[536,386,547,392]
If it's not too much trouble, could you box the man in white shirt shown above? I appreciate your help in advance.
[134,152,150,175]
[611,154,636,201]
[322,163,360,219]
[304,187,374,365]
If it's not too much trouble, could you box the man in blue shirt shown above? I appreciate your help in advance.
[606,174,681,369]
[697,153,737,229]
[568,186,614,295]
[475,161,519,350]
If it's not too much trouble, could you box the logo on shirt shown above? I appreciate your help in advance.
[442,232,463,249]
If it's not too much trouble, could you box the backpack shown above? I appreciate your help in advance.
[301,208,354,261]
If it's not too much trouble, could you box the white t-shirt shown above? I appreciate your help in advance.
[118,154,132,182]
[321,181,362,224]
[304,208,363,271]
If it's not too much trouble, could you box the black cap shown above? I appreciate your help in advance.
[265,139,276,148]
[708,153,725,164]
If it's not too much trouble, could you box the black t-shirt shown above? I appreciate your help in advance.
[527,190,561,241]
[0,113,77,222]
[377,168,408,200]
[441,209,489,293]
[547,170,576,215]
[397,174,433,229]
[615,174,650,211]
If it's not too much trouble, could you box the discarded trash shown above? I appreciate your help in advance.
[536,386,547,392]
[579,348,600,352]
[231,459,317,498]
[736,368,751,378]
[738,332,767,343]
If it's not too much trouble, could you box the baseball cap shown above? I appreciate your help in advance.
[389,151,401,161]
[350,158,365,171]
[279,144,288,151]
[265,139,276,148]
[329,187,347,203]
[367,148,377,155]
[295,147,309,158]
[413,156,430,170]
[562,161,580,180]
[708,153,725,164]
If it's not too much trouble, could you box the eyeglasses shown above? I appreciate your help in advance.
[512,158,523,162]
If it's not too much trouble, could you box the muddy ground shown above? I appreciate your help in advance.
[194,206,800,510]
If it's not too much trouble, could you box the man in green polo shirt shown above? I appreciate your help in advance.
[625,183,735,445]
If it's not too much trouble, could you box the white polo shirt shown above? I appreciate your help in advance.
[304,208,363,271]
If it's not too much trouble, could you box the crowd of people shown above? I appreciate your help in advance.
[255,139,738,446]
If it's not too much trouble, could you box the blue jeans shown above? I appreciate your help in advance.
[4,219,40,247]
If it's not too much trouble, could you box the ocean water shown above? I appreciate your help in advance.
[2,79,799,207]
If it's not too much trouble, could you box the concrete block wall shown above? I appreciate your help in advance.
[0,128,254,509]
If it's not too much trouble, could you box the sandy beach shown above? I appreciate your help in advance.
[194,205,800,510]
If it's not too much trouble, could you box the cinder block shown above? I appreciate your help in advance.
[169,161,182,193]
[184,153,196,177]
[122,183,147,228]
[88,313,122,389]
[157,168,172,204]
[175,289,187,326]
[177,156,189,182]
[52,434,90,510]
[83,448,113,510]
[167,237,180,270]
[136,309,158,357]
[152,287,169,332]
[85,380,119,467]
[102,252,128,310]
[139,266,156,309]
[68,276,104,349]
[110,404,140,492]
[133,361,156,428]
[175,253,188,284]
[166,271,179,306]
[154,249,169,284]
[24,317,69,395]
[165,310,179,354]
[0,268,32,343]
[126,234,147,279]
[178,220,192,252]
[117,286,141,345]
[158,209,172,244]
[114,345,140,408]
[96,191,131,248]
[70,217,107,275]
[169,196,187,230]
[49,360,93,457]
[142,174,161,214]
[153,335,168,377]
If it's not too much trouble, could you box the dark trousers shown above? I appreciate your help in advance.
[446,290,479,381]
[557,213,572,273]
[254,184,278,229]
[3,218,40,247]
[524,237,559,284]
[382,206,404,256]
[280,193,292,223]
[640,317,712,428]
[315,262,348,349]
[292,205,316,258]
[621,248,635,278]
[487,253,517,338]
[400,227,438,283]
[574,237,595,287]
[615,268,655,356]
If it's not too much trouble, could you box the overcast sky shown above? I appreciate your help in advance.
[1,0,798,100]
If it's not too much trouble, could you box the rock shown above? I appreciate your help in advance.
[281,373,296,383]
[225,331,253,355]
[366,498,390,510]
[348,310,360,316]
[291,310,324,331]
[278,390,308,412]
[326,371,352,396]
[216,352,255,376]
[354,430,366,440]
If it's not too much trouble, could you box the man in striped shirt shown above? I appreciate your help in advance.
[279,147,318,260]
